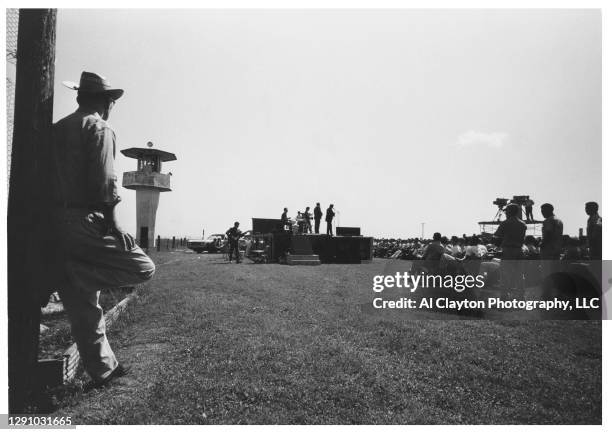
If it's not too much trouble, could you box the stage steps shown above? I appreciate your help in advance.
[286,254,321,266]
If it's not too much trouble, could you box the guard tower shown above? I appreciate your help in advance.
[121,142,177,249]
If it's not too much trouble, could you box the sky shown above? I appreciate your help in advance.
[51,9,602,238]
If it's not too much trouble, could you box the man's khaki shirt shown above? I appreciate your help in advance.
[51,108,119,209]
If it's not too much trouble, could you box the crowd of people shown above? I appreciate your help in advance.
[374,201,602,263]
[374,233,594,262]
[374,235,495,260]
[373,201,602,295]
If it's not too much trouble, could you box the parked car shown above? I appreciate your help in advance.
[187,234,226,253]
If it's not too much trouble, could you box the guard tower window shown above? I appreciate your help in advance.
[138,156,161,173]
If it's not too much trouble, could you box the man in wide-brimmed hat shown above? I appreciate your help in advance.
[50,72,155,389]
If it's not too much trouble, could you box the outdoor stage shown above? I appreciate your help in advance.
[251,218,373,264]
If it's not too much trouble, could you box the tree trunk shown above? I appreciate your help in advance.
[8,8,57,414]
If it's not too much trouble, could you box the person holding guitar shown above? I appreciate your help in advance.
[226,221,244,263]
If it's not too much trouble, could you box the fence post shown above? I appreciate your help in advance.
[172,236,175,249]
[8,8,57,414]
[157,235,161,252]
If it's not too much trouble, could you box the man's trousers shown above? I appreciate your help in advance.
[326,221,333,236]
[229,242,240,262]
[314,219,321,234]
[52,209,155,382]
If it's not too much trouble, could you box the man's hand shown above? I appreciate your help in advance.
[101,200,135,251]
[104,215,136,251]
[109,226,136,251]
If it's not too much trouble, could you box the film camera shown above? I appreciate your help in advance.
[493,198,509,221]
[493,198,509,208]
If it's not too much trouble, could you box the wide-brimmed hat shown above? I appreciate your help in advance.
[62,71,124,100]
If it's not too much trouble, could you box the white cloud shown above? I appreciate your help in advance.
[455,130,509,148]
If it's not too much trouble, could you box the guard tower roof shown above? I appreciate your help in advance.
[120,147,177,162]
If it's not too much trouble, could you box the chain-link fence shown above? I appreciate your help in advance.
[6,8,19,184]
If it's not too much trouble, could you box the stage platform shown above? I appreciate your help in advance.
[270,233,373,264]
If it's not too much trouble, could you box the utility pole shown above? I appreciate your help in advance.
[421,222,425,240]
[8,9,57,413]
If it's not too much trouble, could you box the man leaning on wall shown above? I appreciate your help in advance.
[50,71,156,390]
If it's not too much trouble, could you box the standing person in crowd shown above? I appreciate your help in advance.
[422,233,445,260]
[421,232,446,273]
[585,201,602,260]
[326,204,335,236]
[314,202,323,234]
[410,233,443,274]
[226,221,243,263]
[281,207,289,232]
[494,203,527,295]
[303,207,313,233]
[50,71,156,390]
[494,204,527,259]
[525,198,535,222]
[539,203,564,260]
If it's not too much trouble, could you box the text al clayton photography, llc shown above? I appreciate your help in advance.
[371,272,600,312]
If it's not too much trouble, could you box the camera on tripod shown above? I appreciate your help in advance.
[492,198,508,221]
[493,198,509,209]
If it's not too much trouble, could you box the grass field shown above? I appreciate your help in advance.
[49,251,601,424]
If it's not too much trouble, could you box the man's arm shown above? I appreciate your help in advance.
[556,220,564,240]
[493,223,505,247]
[87,124,118,211]
[87,123,134,250]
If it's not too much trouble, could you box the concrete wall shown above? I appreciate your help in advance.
[123,171,171,191]
[135,189,160,249]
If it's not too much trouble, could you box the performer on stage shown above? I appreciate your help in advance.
[314,203,322,234]
[296,211,304,234]
[326,204,335,236]
[226,221,244,263]
[281,207,289,232]
[304,207,313,234]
